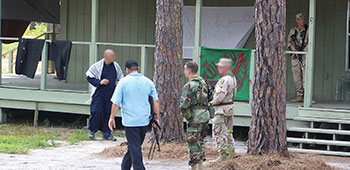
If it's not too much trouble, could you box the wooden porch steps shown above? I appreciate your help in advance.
[287,116,350,157]
[293,117,350,124]
[288,148,350,157]
[288,127,350,136]
[287,137,350,147]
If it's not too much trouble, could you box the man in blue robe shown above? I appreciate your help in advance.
[86,49,124,141]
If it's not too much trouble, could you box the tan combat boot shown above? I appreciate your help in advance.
[197,160,203,170]
[190,164,198,170]
[209,153,228,163]
[209,157,221,163]
[291,96,304,103]
[291,96,317,104]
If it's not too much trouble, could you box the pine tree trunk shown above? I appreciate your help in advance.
[153,0,185,142]
[247,0,289,156]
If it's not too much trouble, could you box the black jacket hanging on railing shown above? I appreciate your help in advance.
[15,38,45,79]
[48,40,72,81]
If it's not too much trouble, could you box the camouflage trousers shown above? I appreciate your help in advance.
[186,122,209,165]
[291,55,306,97]
[212,114,235,156]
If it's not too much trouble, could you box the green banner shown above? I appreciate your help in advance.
[200,47,251,101]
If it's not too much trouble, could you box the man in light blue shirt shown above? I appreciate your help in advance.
[109,60,160,170]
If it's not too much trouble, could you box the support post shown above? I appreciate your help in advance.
[8,51,13,73]
[140,46,147,75]
[48,23,56,74]
[33,103,39,127]
[0,108,7,124]
[192,0,202,74]
[89,0,99,66]
[0,0,2,85]
[304,0,316,107]
[249,50,255,105]
[40,42,48,90]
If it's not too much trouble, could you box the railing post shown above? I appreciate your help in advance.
[89,0,99,66]
[140,46,147,75]
[8,51,13,74]
[304,0,316,107]
[0,0,2,85]
[249,50,255,105]
[40,42,48,90]
[193,0,202,75]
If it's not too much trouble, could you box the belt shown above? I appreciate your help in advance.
[191,105,208,110]
[212,102,234,106]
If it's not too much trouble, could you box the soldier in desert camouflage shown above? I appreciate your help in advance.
[180,61,210,170]
[288,13,316,104]
[210,58,237,161]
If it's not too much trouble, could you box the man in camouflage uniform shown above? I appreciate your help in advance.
[210,58,236,161]
[288,13,315,104]
[180,61,210,170]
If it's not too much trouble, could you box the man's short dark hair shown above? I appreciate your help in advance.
[125,60,139,71]
[185,61,198,74]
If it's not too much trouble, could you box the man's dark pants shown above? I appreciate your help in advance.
[121,126,148,170]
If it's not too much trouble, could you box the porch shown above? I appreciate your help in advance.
[0,0,349,156]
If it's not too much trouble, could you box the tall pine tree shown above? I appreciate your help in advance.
[248,0,289,156]
[153,0,185,142]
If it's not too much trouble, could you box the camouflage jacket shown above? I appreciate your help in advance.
[288,26,309,52]
[180,76,210,124]
[210,73,236,116]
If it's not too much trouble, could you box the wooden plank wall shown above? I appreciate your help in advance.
[61,0,350,102]
[61,0,91,84]
[60,0,156,83]
[96,0,156,79]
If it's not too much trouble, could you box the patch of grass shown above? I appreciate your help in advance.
[0,124,91,154]
[0,135,56,154]
[66,130,89,145]
[0,124,59,154]
[116,132,126,138]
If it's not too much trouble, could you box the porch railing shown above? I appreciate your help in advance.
[0,37,155,92]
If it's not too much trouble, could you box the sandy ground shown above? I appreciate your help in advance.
[321,156,350,170]
[0,137,189,170]
[0,137,350,170]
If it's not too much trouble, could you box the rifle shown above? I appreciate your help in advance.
[147,96,161,160]
[290,24,308,64]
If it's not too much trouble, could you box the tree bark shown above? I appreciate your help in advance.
[153,0,185,142]
[247,0,289,156]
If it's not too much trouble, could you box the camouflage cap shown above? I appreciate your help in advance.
[216,58,232,67]
[296,13,305,19]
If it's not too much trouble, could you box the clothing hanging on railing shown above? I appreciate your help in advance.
[15,38,45,79]
[48,40,72,81]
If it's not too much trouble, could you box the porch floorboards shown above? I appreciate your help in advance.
[1,73,88,92]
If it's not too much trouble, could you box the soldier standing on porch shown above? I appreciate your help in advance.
[210,58,236,161]
[288,13,316,104]
[180,61,210,170]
